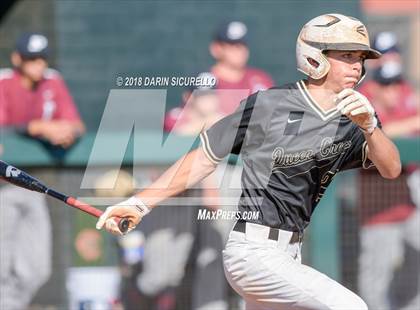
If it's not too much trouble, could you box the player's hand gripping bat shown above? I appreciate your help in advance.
[0,160,129,233]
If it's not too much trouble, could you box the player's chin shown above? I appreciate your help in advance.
[343,80,358,89]
[27,73,44,82]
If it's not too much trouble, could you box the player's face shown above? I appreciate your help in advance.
[325,50,366,92]
[376,83,402,109]
[216,42,249,69]
[20,57,47,82]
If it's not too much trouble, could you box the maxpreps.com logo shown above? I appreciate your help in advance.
[271,137,352,177]
[197,209,260,221]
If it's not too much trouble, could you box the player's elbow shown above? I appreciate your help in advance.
[202,156,218,176]
[380,161,401,179]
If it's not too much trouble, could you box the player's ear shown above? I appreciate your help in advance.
[307,57,320,68]
[209,42,222,59]
[11,52,22,68]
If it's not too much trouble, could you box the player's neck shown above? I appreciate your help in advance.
[304,79,337,110]
[212,63,246,83]
[19,74,37,90]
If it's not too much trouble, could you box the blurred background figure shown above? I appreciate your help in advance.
[357,32,420,310]
[164,21,274,133]
[0,32,85,149]
[360,60,420,137]
[365,31,403,71]
[209,20,274,116]
[0,185,52,310]
[164,72,222,134]
[0,31,85,310]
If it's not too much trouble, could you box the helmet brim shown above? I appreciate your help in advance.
[303,40,382,59]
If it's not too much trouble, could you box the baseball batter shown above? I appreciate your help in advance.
[97,14,401,309]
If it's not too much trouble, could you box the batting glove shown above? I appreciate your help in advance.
[96,196,150,235]
[335,88,378,134]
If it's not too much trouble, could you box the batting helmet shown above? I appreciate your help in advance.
[296,13,381,80]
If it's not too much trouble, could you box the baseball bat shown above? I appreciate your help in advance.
[0,160,129,233]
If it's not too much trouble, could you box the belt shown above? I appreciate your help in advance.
[233,220,301,243]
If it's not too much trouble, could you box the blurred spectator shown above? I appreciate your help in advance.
[209,21,274,115]
[164,72,223,134]
[0,32,85,310]
[358,35,420,310]
[365,31,403,71]
[0,32,85,148]
[0,184,52,310]
[165,21,274,130]
[174,92,222,135]
[359,61,420,137]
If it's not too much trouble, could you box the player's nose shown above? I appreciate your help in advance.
[352,60,363,74]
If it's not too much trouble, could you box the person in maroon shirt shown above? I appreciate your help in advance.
[359,61,419,137]
[209,21,274,115]
[164,21,274,131]
[0,32,85,148]
[357,40,420,309]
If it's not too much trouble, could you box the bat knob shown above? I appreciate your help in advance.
[118,218,130,234]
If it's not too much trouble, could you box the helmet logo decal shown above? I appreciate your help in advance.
[356,25,367,37]
[313,15,340,27]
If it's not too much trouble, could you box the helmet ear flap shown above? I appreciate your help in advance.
[309,52,330,79]
[296,38,331,79]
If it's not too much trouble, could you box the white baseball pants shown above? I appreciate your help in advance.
[223,222,368,310]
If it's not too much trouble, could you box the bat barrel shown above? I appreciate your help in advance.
[0,160,48,194]
[1,160,129,233]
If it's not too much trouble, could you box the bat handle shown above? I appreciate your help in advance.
[118,218,130,234]
[64,196,130,234]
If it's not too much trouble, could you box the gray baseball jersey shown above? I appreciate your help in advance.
[200,80,380,232]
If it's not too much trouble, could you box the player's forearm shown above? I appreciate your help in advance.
[381,116,420,137]
[366,128,401,179]
[72,120,86,137]
[135,147,217,208]
[27,119,48,136]
[27,119,85,136]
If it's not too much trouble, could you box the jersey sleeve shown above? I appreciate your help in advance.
[341,114,382,171]
[199,92,259,164]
